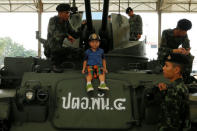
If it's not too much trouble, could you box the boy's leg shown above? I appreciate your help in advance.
[98,73,109,90]
[86,66,94,92]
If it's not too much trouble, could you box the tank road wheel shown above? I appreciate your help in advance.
[0,120,10,131]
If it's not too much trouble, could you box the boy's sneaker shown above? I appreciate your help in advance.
[86,84,94,92]
[98,83,109,90]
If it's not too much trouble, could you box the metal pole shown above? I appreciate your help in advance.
[99,0,100,11]
[38,0,43,57]
[157,0,162,48]
[119,0,120,13]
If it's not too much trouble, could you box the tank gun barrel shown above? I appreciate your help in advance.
[101,0,109,31]
[84,0,93,32]
[72,0,76,7]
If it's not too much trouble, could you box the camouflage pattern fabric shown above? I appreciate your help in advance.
[158,29,190,61]
[47,16,83,51]
[157,29,194,83]
[46,15,84,64]
[158,78,190,131]
[128,14,143,41]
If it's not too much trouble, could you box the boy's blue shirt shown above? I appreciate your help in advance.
[84,48,105,66]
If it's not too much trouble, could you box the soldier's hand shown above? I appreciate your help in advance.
[180,48,187,55]
[158,83,167,91]
[137,34,141,40]
[179,48,190,55]
[82,69,85,74]
[82,20,87,25]
[68,35,75,43]
[173,48,183,54]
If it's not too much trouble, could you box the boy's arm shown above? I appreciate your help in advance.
[82,60,87,74]
[101,50,107,73]
[102,59,108,73]
[102,59,106,69]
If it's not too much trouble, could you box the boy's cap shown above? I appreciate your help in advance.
[56,4,71,12]
[88,33,101,41]
[165,53,189,65]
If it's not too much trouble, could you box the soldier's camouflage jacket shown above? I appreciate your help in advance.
[158,29,190,61]
[158,78,190,131]
[129,14,143,37]
[47,16,82,52]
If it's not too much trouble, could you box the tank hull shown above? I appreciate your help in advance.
[0,58,197,131]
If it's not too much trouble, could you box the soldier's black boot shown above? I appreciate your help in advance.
[52,65,63,73]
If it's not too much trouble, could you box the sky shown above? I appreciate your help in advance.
[0,13,38,50]
[0,12,196,70]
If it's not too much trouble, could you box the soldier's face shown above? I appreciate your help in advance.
[59,11,70,21]
[128,11,134,16]
[178,30,187,36]
[89,40,100,49]
[163,62,176,79]
[175,29,187,36]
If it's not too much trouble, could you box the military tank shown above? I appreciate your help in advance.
[0,0,197,131]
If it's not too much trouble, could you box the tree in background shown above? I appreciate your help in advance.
[0,37,37,66]
[0,39,6,57]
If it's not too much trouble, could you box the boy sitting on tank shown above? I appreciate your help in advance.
[82,33,109,92]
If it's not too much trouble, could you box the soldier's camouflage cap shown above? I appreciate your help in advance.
[126,7,133,14]
[165,53,189,65]
[88,33,101,41]
[56,4,71,12]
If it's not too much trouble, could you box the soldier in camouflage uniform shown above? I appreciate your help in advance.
[126,7,143,41]
[158,19,194,83]
[47,3,85,72]
[157,53,190,131]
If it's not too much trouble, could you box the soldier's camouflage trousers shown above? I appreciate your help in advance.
[183,54,194,84]
[51,47,84,66]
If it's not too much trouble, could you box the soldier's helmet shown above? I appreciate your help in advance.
[56,4,71,12]
[126,7,133,14]
[88,33,101,41]
[177,19,192,31]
